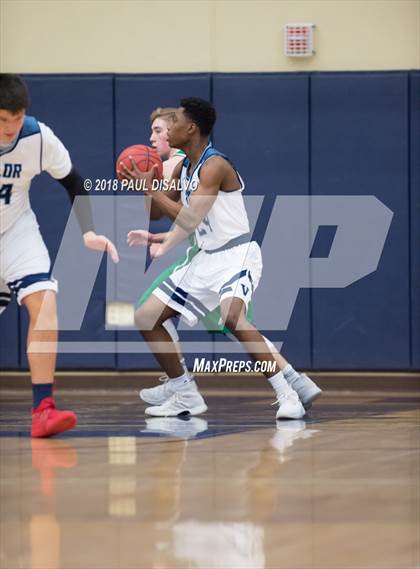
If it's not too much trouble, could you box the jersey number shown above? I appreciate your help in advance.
[0,184,12,205]
[197,216,213,236]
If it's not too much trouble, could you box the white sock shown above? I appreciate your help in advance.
[179,357,188,374]
[282,364,300,387]
[267,371,289,394]
[163,318,179,343]
[163,320,189,374]
[168,372,191,391]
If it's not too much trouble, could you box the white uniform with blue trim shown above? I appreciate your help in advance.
[180,143,250,251]
[0,116,72,304]
[153,143,263,327]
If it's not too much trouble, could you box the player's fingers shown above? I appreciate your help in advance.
[106,240,119,263]
[119,162,133,179]
[129,157,142,176]
[127,230,147,244]
[128,237,144,247]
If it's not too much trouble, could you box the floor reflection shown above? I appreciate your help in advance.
[0,391,417,569]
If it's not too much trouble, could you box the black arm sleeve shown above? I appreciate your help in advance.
[58,167,94,234]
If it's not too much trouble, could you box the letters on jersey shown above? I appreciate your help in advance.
[0,116,72,234]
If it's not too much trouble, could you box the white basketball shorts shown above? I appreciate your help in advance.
[0,209,58,304]
[153,240,263,327]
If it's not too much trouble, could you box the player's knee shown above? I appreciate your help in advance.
[223,311,247,334]
[24,291,57,329]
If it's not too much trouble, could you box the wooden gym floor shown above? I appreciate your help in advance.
[0,378,419,569]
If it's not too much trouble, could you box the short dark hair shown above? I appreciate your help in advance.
[0,74,29,113]
[180,97,216,136]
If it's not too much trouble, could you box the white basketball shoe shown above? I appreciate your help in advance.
[273,385,306,420]
[289,374,322,410]
[139,372,193,405]
[145,380,208,417]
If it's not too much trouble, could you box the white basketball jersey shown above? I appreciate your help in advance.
[0,116,72,234]
[180,143,250,251]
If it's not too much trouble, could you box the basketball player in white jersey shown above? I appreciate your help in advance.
[126,98,321,420]
[0,74,119,437]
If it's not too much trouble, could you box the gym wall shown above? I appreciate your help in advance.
[0,71,418,371]
[1,0,419,73]
[0,1,418,371]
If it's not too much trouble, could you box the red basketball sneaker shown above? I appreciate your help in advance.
[31,397,77,438]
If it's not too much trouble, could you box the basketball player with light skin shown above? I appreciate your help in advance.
[0,74,119,437]
[119,107,190,372]
[122,97,321,419]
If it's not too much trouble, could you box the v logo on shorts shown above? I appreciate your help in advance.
[241,284,249,296]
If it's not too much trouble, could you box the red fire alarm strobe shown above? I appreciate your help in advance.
[284,23,315,57]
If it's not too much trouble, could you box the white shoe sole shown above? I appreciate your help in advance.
[276,404,306,420]
[145,402,208,417]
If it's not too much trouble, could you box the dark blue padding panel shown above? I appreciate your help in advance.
[114,74,211,369]
[19,75,116,369]
[212,74,311,369]
[0,297,19,369]
[410,72,420,370]
[311,73,410,369]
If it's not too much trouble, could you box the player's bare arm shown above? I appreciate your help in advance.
[150,157,226,258]
[120,159,183,221]
[148,160,182,220]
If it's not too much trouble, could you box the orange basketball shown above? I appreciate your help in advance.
[116,145,163,181]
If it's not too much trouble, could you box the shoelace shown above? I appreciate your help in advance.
[271,392,292,406]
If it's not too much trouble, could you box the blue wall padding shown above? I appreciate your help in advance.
[213,74,311,368]
[410,72,420,370]
[114,73,211,155]
[19,75,117,369]
[114,74,212,369]
[311,73,410,369]
[0,72,417,371]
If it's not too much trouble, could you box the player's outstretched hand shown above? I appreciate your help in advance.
[83,231,119,263]
[127,230,167,247]
[127,229,152,247]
